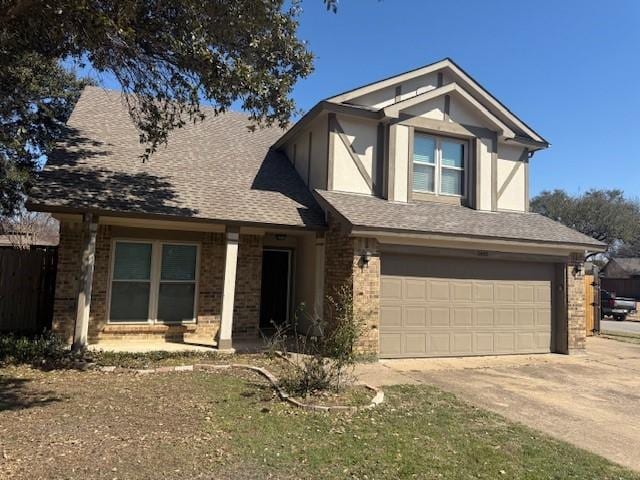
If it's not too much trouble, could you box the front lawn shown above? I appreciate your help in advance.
[0,364,637,480]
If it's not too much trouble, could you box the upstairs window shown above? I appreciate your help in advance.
[413,133,466,197]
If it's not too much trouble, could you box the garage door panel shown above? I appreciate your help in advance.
[535,309,551,326]
[495,284,516,302]
[452,282,473,301]
[495,332,516,352]
[535,285,551,303]
[496,308,515,326]
[405,279,427,300]
[452,333,473,354]
[536,332,551,349]
[430,307,450,327]
[405,306,427,327]
[405,334,427,354]
[516,309,535,327]
[474,283,494,302]
[380,254,554,358]
[476,308,495,327]
[517,285,535,302]
[429,280,450,301]
[381,277,402,300]
[452,308,473,326]
[516,332,535,350]
[429,333,451,355]
[380,305,402,327]
[380,333,402,356]
[475,333,494,353]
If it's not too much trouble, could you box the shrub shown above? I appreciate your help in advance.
[0,331,69,368]
[268,285,365,396]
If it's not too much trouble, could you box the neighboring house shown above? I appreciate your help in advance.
[0,230,58,249]
[29,58,605,358]
[601,258,640,300]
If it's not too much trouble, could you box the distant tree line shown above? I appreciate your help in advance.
[531,189,640,257]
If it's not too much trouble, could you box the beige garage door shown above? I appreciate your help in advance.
[380,254,554,358]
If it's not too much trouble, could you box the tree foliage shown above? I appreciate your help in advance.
[531,189,640,256]
[0,52,90,215]
[1,0,324,215]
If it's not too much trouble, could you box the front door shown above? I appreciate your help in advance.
[259,249,291,330]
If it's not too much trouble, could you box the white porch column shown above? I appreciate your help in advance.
[313,232,325,322]
[72,213,98,351]
[218,228,239,350]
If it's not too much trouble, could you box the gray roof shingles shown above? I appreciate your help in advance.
[31,86,604,249]
[609,258,640,276]
[29,86,325,229]
[315,190,605,248]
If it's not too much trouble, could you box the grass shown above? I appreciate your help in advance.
[1,365,638,480]
[600,331,640,345]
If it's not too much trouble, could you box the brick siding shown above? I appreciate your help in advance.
[567,262,586,352]
[232,234,263,338]
[324,213,380,356]
[52,221,262,344]
[51,221,83,342]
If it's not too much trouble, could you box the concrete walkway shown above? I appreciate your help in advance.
[355,337,640,472]
[87,338,266,353]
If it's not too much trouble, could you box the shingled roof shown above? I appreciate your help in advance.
[29,86,325,230]
[314,190,606,249]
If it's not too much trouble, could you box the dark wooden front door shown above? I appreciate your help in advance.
[259,249,291,329]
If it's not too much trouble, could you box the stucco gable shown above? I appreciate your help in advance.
[327,58,547,146]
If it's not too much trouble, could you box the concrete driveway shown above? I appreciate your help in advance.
[356,337,640,471]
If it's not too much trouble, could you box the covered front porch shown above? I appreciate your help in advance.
[52,213,326,352]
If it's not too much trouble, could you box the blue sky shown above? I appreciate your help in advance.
[77,0,640,198]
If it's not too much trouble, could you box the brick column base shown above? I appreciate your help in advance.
[567,262,586,353]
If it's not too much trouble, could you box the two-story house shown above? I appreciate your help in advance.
[30,58,604,358]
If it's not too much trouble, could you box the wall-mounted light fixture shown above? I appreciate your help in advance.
[572,264,582,277]
[359,250,371,268]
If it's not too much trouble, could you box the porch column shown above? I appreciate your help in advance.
[218,228,239,350]
[72,213,97,351]
[313,232,325,321]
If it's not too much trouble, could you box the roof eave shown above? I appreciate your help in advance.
[272,101,382,150]
[26,201,327,232]
[312,191,606,253]
[349,225,607,253]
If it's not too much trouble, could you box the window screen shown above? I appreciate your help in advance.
[109,242,152,322]
[157,244,197,322]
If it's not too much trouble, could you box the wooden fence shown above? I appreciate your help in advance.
[0,247,57,334]
[584,274,597,336]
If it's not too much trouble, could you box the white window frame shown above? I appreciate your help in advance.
[106,238,200,325]
[412,133,467,198]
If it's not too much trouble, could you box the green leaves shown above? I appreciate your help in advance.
[0,51,89,215]
[531,189,640,256]
[1,0,316,213]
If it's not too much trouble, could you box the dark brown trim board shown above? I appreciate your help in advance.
[375,122,385,196]
[387,124,397,200]
[307,131,313,187]
[326,113,336,190]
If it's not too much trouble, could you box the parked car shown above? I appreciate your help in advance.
[601,289,637,321]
